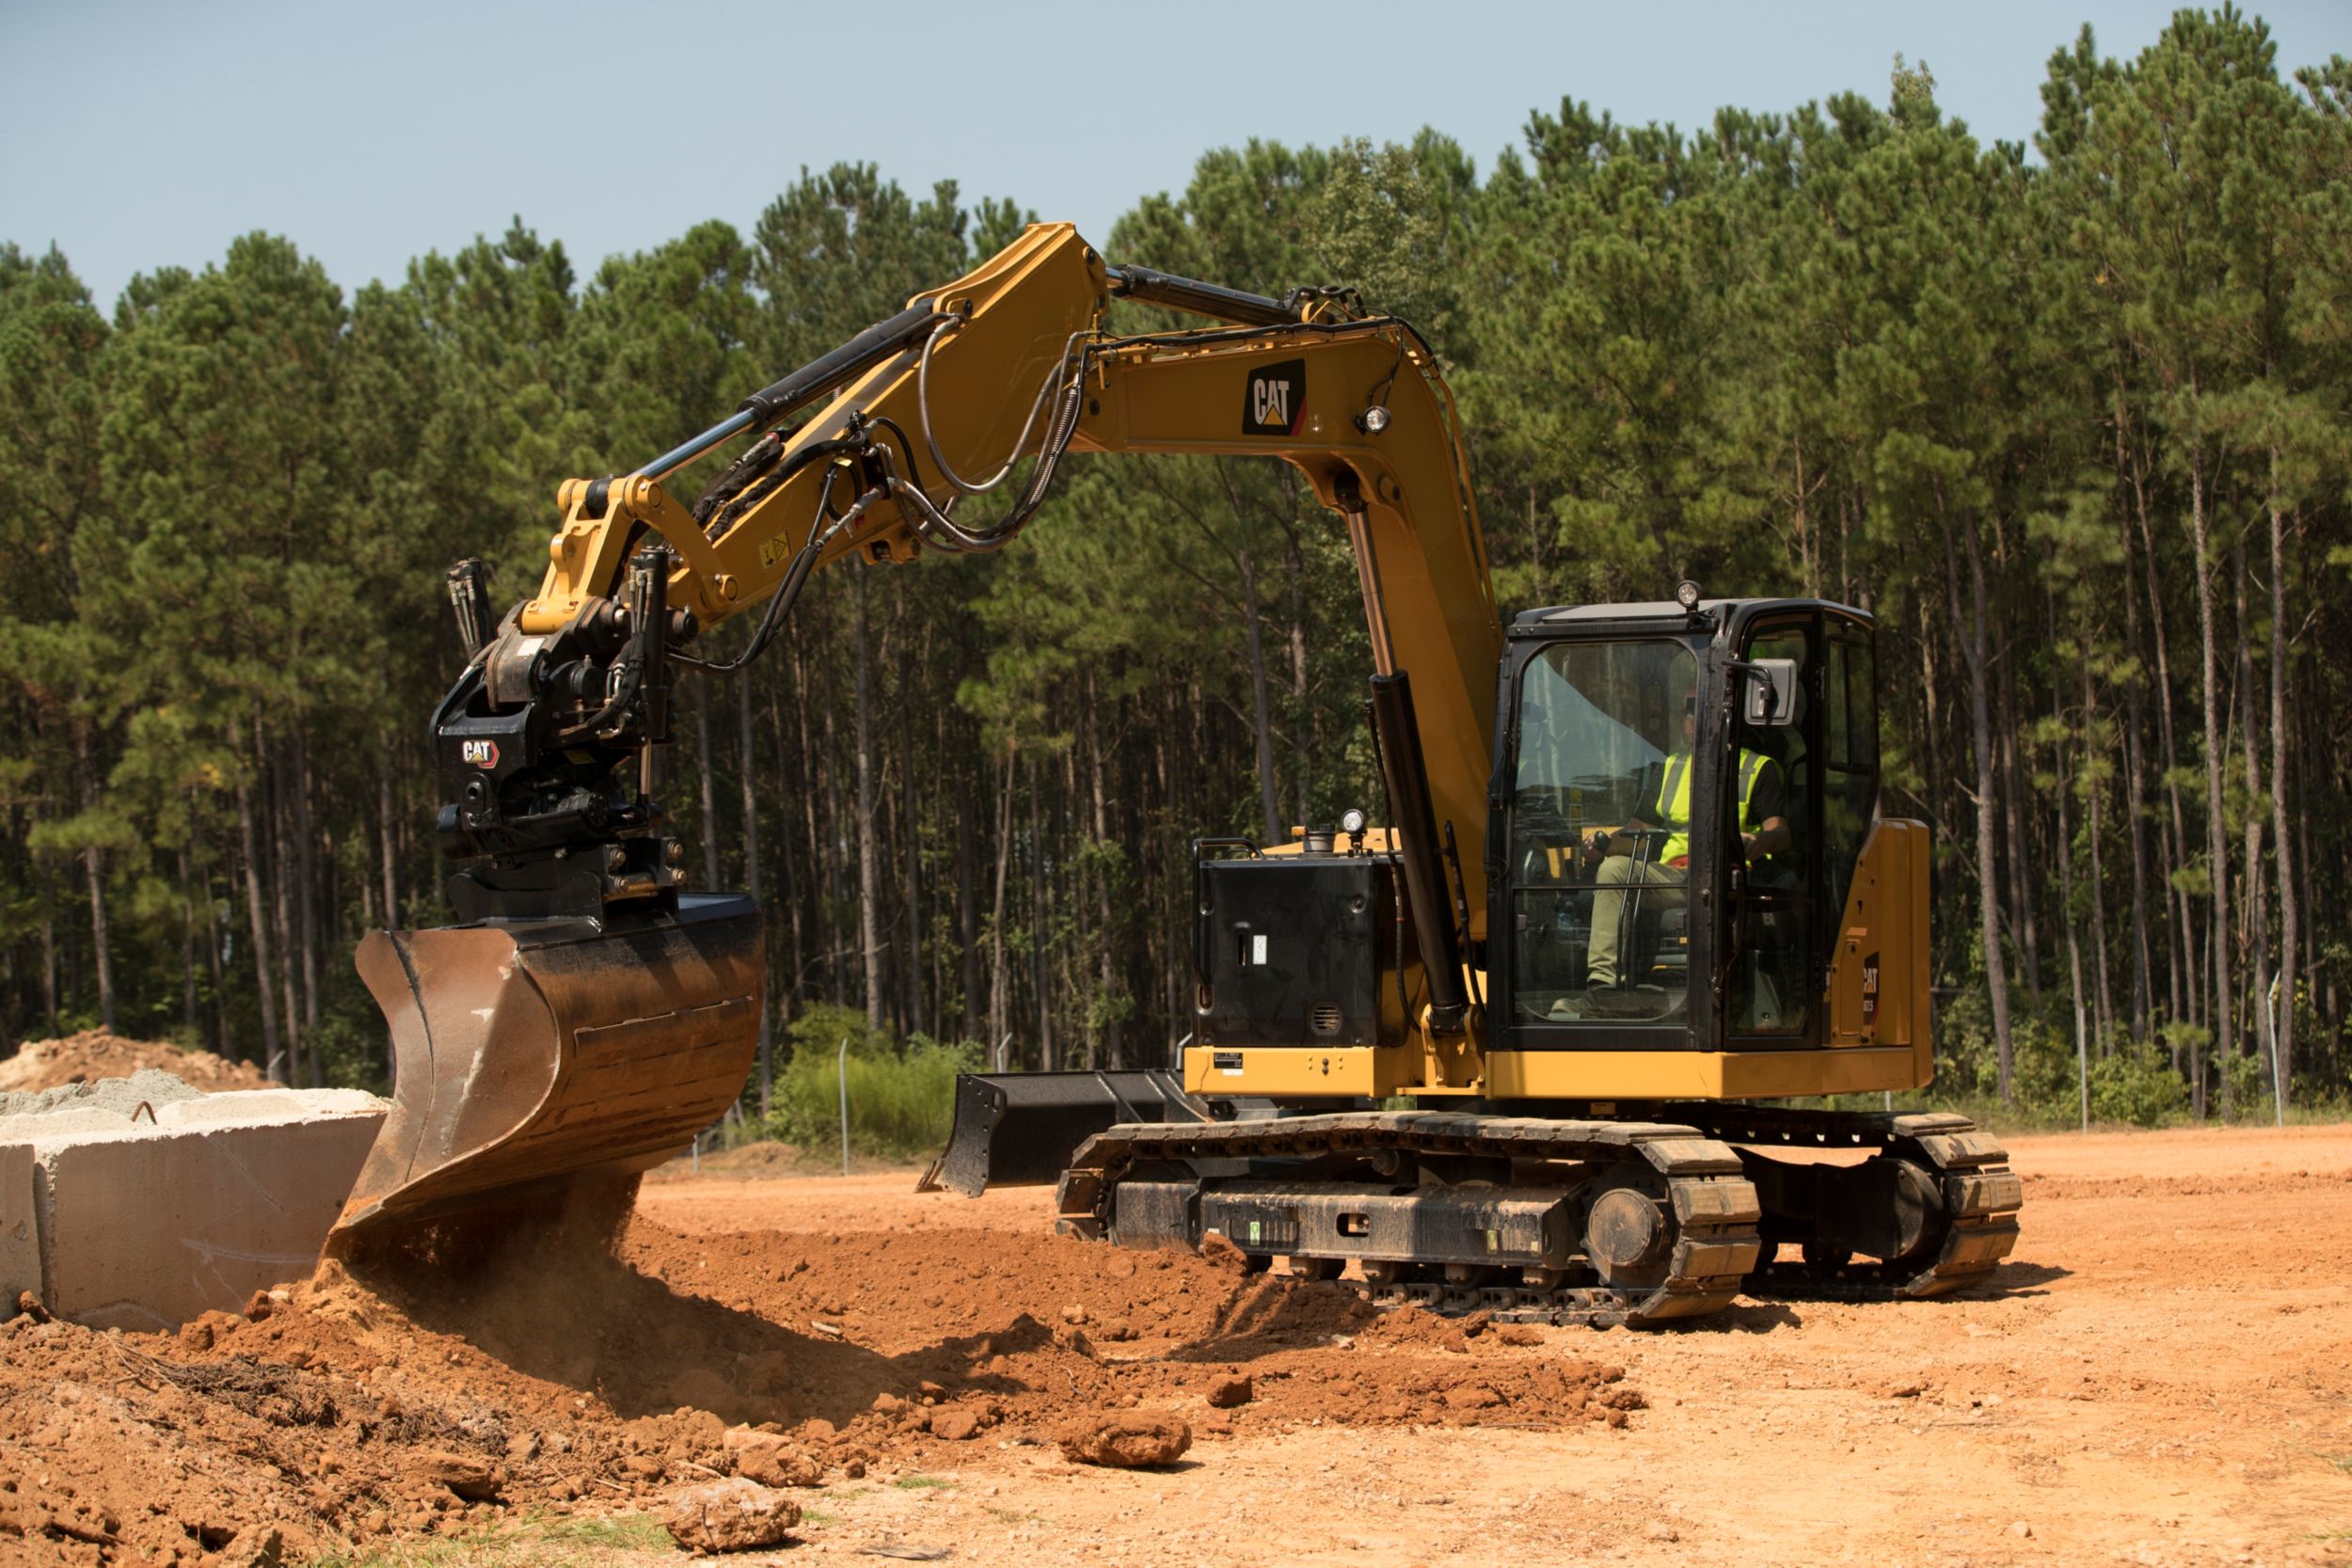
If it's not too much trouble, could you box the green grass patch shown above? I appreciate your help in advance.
[746,1003,982,1160]
[891,1473,955,1491]
[302,1512,670,1568]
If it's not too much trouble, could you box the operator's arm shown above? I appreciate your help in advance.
[1583,762,1666,861]
[1740,756,1791,863]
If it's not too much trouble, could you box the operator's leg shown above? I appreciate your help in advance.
[1586,856,1635,987]
[1586,860,1679,989]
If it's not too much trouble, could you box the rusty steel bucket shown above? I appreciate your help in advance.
[328,894,762,1249]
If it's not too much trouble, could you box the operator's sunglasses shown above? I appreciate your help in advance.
[1683,697,1697,716]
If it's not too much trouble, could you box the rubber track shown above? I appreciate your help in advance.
[1660,1103,2024,1301]
[1055,1111,1763,1329]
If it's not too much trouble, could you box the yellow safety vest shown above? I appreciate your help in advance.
[1650,751,1772,865]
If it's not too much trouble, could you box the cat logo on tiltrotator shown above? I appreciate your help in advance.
[1242,359,1307,436]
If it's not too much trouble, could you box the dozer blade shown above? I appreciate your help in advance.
[916,1069,1207,1196]
[329,894,762,1250]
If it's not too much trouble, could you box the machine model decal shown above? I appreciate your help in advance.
[1861,950,1881,1028]
[1242,359,1307,436]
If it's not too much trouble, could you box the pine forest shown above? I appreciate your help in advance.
[4,11,2349,1133]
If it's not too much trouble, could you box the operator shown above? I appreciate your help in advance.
[1581,693,1790,1006]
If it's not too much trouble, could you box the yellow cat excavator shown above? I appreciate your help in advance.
[329,224,2020,1323]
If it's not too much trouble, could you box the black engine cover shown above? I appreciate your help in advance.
[1194,853,1407,1047]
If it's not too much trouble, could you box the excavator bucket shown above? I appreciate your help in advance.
[916,1069,1206,1196]
[328,894,762,1252]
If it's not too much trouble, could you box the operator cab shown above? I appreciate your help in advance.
[1490,595,1880,1051]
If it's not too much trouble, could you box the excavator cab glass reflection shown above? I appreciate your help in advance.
[1508,635,1809,1031]
[1509,639,1700,1023]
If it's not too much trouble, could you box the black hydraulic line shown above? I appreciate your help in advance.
[1367,672,1470,1034]
[1107,264,1296,328]
[737,300,950,425]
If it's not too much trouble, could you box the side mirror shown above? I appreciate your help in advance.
[1741,658,1799,727]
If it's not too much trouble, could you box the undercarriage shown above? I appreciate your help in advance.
[926,1083,2022,1328]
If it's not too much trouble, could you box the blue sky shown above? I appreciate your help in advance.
[5,0,2344,309]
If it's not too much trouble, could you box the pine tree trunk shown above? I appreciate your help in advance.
[292,729,321,1082]
[377,752,400,930]
[236,771,284,1081]
[74,722,116,1034]
[694,676,721,891]
[2266,453,2298,1118]
[179,842,198,1038]
[738,671,771,1116]
[1286,531,1313,835]
[2052,659,2089,1122]
[1030,783,1052,1071]
[766,686,806,1016]
[987,747,1014,1068]
[263,734,304,1085]
[2129,421,2198,1040]
[2118,513,2155,1038]
[852,572,884,1031]
[2233,536,2271,1112]
[205,847,230,1055]
[1086,671,1118,1068]
[1236,545,1282,846]
[2188,445,2232,1120]
[2082,645,2117,1048]
[900,689,923,1040]
[956,728,981,1040]
[1997,647,2042,1000]
[1947,516,2014,1101]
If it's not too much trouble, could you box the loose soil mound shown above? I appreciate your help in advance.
[0,1030,271,1095]
[0,1182,1642,1563]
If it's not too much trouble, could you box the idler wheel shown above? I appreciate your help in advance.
[1287,1255,1343,1281]
[1587,1188,1671,1288]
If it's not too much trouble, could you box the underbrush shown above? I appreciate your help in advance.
[739,1003,979,1161]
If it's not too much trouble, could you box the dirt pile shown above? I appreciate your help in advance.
[0,1031,271,1095]
[0,1182,1646,1563]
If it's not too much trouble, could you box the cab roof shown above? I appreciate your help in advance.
[1508,597,1874,636]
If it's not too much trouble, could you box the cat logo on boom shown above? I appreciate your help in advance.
[462,739,500,769]
[1241,359,1307,436]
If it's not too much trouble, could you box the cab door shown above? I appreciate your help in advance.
[1724,612,1819,1043]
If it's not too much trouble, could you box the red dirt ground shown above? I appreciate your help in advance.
[2,1123,2348,1566]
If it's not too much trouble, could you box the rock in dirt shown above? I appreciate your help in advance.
[211,1525,286,1567]
[405,1450,502,1501]
[1057,1411,1193,1468]
[726,1430,823,1486]
[666,1478,802,1553]
[1206,1375,1253,1409]
[930,1406,988,1441]
[1198,1231,1251,1272]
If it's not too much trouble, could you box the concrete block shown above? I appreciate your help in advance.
[0,1142,35,1307]
[156,1087,383,1130]
[0,1107,137,1141]
[28,1103,384,1331]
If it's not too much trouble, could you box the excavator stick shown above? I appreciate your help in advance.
[327,895,762,1254]
[916,1069,1207,1196]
